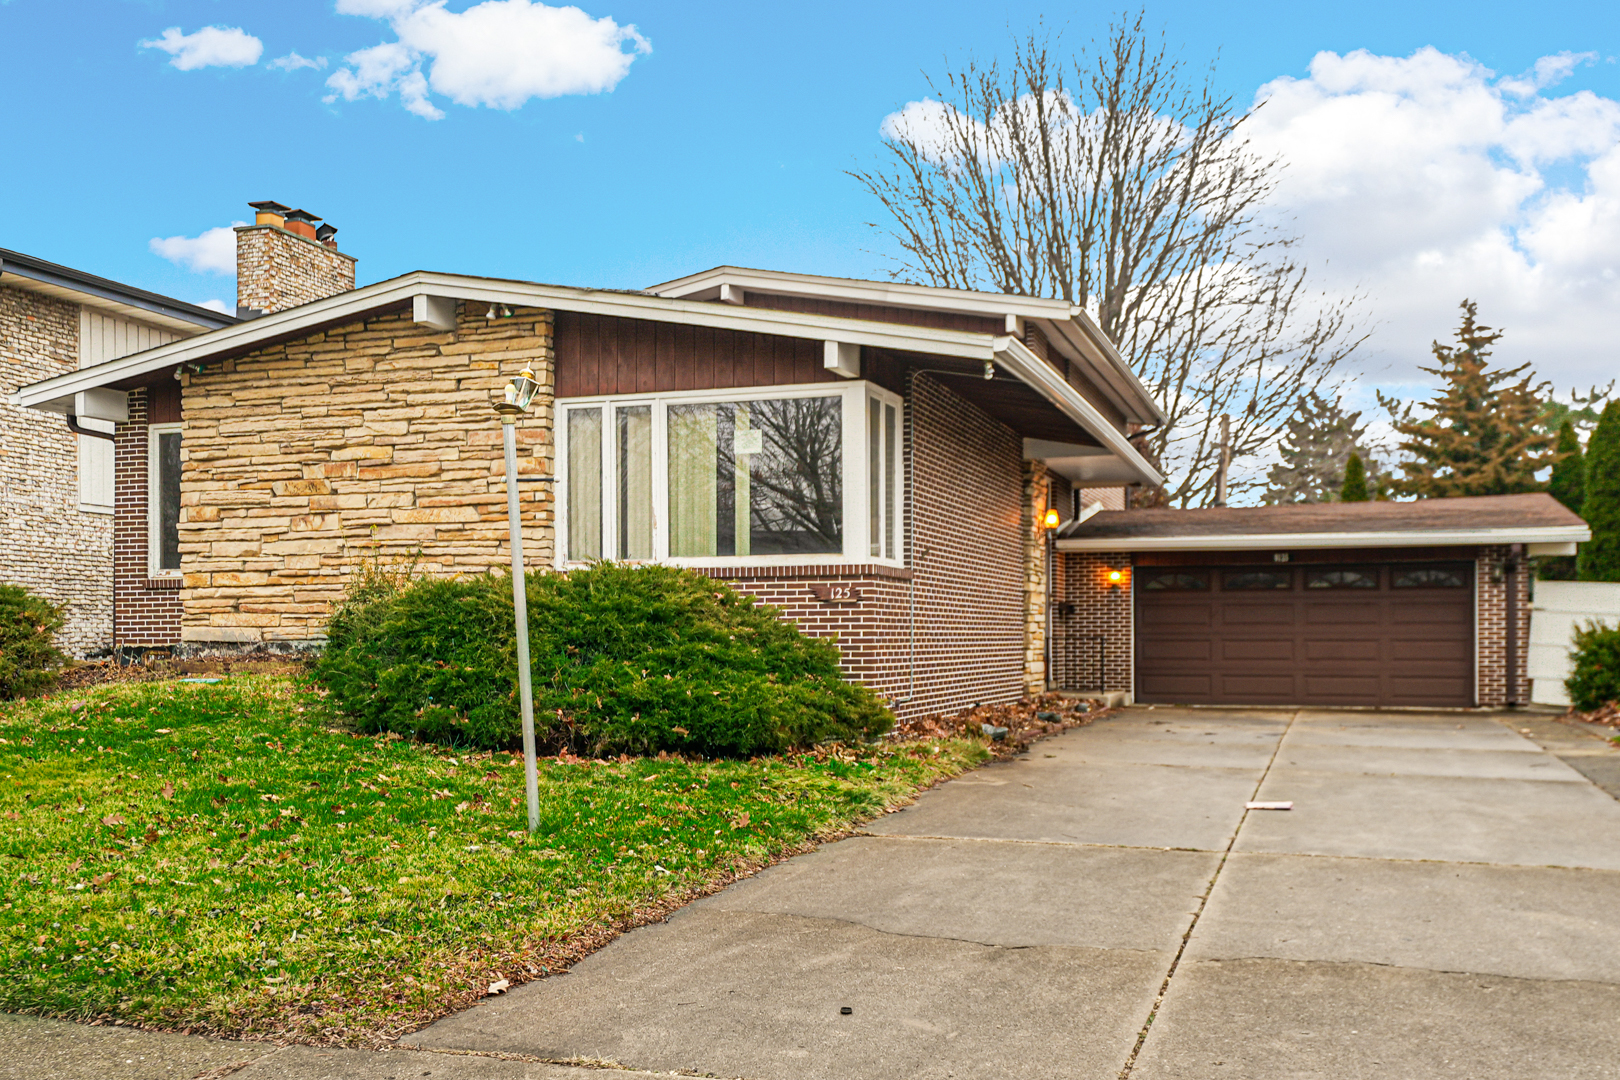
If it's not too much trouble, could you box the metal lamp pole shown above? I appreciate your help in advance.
[495,366,541,833]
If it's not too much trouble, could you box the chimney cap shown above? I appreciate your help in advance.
[315,223,337,242]
[248,200,292,214]
[283,208,324,225]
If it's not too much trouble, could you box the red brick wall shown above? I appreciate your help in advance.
[113,389,182,648]
[1054,551,1133,694]
[1476,543,1529,707]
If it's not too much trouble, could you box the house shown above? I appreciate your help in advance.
[0,247,235,655]
[10,202,1591,713]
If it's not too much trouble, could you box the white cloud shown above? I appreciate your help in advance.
[325,0,650,120]
[1244,46,1620,390]
[197,298,234,315]
[149,225,244,275]
[141,26,263,71]
[268,52,328,72]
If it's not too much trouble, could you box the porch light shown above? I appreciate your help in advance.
[1043,508,1061,530]
[493,364,543,834]
[1107,569,1124,585]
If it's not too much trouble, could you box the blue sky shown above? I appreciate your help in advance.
[3,1,1618,393]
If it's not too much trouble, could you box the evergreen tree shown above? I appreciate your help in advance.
[1548,420,1585,515]
[1263,390,1385,504]
[1340,453,1370,501]
[1578,401,1620,582]
[1379,301,1555,498]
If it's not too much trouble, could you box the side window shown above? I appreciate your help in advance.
[148,426,183,575]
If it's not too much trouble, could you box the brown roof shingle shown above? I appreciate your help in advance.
[1060,493,1585,544]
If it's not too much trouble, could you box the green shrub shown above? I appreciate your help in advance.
[315,562,893,757]
[0,584,68,699]
[1566,620,1620,713]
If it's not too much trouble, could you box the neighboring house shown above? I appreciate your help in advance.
[13,203,1161,718]
[0,248,234,655]
[11,204,1592,712]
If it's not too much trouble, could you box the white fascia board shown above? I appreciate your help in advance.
[1045,315,1166,426]
[994,336,1165,488]
[16,271,1002,409]
[648,266,1075,321]
[1056,525,1593,552]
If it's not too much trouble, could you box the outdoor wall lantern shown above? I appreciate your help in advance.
[494,365,542,834]
[1107,568,1125,588]
[1043,508,1061,530]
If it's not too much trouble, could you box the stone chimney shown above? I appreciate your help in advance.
[235,200,357,318]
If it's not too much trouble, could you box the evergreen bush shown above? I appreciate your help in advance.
[315,562,893,757]
[1578,401,1620,582]
[1340,453,1370,502]
[1566,620,1620,713]
[0,585,68,700]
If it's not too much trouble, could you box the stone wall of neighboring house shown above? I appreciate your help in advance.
[176,303,554,643]
[0,283,113,656]
[235,225,357,316]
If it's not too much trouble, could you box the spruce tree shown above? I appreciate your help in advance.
[1379,301,1555,498]
[1264,390,1385,504]
[1578,401,1620,582]
[1548,420,1585,515]
[1340,453,1370,501]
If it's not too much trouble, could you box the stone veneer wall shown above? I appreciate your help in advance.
[177,303,553,643]
[0,283,113,656]
[1020,461,1053,695]
[235,225,357,315]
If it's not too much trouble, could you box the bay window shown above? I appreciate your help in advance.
[558,382,903,567]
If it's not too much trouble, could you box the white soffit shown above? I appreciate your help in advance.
[1056,525,1593,552]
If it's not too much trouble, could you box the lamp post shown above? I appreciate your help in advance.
[495,365,541,833]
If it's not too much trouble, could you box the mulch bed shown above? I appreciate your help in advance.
[1568,701,1620,727]
[45,653,308,695]
[894,692,1111,758]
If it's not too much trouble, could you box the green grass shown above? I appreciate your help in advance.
[0,675,985,1043]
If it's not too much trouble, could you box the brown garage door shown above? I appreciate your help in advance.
[1135,562,1474,707]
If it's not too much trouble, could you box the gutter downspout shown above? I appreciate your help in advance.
[66,415,116,441]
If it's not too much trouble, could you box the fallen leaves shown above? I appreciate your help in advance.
[486,979,510,995]
[101,814,124,827]
[160,782,175,800]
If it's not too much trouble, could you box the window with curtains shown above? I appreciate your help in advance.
[558,383,903,567]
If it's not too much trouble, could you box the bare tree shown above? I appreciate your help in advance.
[851,15,1363,505]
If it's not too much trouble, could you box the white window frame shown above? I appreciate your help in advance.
[555,380,904,570]
[147,423,184,578]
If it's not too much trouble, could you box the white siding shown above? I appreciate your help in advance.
[1528,580,1620,706]
[76,310,182,512]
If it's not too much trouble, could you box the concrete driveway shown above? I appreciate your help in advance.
[404,707,1620,1080]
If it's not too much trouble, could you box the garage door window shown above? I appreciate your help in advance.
[1306,568,1378,589]
[1223,570,1292,590]
[1393,566,1468,588]
[1141,570,1209,591]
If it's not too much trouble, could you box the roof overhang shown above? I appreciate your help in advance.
[12,270,1163,487]
[649,266,1166,427]
[1056,524,1593,552]
[0,249,236,333]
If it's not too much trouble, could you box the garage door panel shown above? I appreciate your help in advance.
[1139,638,1213,662]
[1219,674,1298,699]
[1139,674,1214,697]
[1303,639,1382,661]
[1219,604,1295,625]
[1134,562,1473,707]
[1220,638,1295,661]
[1304,602,1380,624]
[1139,604,1212,629]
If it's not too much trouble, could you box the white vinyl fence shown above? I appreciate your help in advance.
[1529,581,1620,706]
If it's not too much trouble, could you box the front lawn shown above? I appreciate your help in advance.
[0,675,984,1043]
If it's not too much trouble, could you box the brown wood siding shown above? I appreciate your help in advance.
[1134,561,1475,707]
[555,311,826,397]
[146,378,182,424]
[743,292,1005,335]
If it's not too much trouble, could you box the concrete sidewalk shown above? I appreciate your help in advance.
[9,707,1620,1079]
